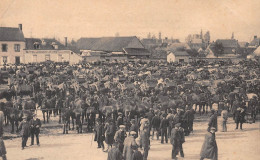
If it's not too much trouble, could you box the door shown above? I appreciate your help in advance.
[15,56,20,64]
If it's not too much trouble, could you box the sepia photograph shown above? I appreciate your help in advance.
[0,0,259,159]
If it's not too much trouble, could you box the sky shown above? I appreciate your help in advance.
[0,0,260,43]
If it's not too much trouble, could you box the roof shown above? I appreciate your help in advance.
[77,36,144,52]
[253,47,260,56]
[0,27,25,41]
[249,38,260,46]
[123,48,150,56]
[25,38,68,50]
[170,51,190,56]
[238,42,249,48]
[215,39,239,48]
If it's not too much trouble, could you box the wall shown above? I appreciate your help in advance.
[24,50,72,63]
[0,41,25,65]
[175,55,190,63]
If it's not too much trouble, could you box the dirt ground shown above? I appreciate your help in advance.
[2,111,260,160]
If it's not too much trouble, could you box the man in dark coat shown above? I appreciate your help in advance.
[234,107,246,130]
[151,113,160,140]
[107,142,123,160]
[105,120,116,151]
[114,125,127,153]
[140,127,150,160]
[160,114,169,144]
[207,109,218,132]
[29,114,42,146]
[170,123,182,160]
[94,120,105,150]
[200,127,218,160]
[18,116,30,150]
[116,112,124,129]
[132,145,143,160]
[182,107,191,136]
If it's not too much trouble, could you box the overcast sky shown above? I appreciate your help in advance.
[1,0,259,42]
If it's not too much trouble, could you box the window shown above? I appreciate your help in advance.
[14,44,20,52]
[33,42,40,49]
[2,44,7,52]
[45,55,50,61]
[2,56,7,64]
[179,59,184,63]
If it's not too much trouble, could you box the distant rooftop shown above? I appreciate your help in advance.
[0,27,25,41]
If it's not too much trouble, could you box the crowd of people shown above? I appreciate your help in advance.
[0,59,259,160]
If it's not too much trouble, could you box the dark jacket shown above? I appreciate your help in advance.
[200,132,218,160]
[151,115,161,128]
[132,150,143,160]
[105,123,116,145]
[114,130,126,144]
[160,118,169,129]
[208,113,218,132]
[29,118,41,134]
[94,123,105,142]
[129,124,139,138]
[18,120,30,136]
[107,147,123,160]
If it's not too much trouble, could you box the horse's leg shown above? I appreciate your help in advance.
[15,120,19,133]
[47,111,49,123]
[59,111,62,124]
[63,122,66,134]
[199,104,202,116]
[72,117,75,130]
[68,118,71,130]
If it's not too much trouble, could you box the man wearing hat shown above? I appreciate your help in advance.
[29,114,42,146]
[234,106,246,130]
[200,127,218,160]
[18,116,30,150]
[207,109,218,132]
[116,112,124,129]
[114,125,127,153]
[123,131,138,160]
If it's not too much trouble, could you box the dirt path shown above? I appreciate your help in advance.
[3,117,260,160]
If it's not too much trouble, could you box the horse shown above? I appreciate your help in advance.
[41,97,56,123]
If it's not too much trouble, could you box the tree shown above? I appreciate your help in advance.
[187,48,199,57]
[204,31,210,43]
[185,34,192,43]
[213,42,224,57]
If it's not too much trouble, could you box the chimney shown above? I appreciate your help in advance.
[64,37,68,47]
[254,35,257,39]
[18,24,22,31]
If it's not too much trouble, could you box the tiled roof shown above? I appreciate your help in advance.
[167,43,191,51]
[25,38,68,50]
[0,27,25,41]
[215,39,239,48]
[77,36,144,52]
[123,48,150,56]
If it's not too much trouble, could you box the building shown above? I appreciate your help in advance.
[167,51,191,63]
[77,36,150,61]
[214,39,239,54]
[24,38,81,64]
[249,36,260,47]
[0,24,25,65]
[247,46,260,59]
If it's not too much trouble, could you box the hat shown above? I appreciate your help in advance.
[118,112,122,115]
[119,125,125,128]
[22,116,27,119]
[175,123,181,127]
[210,127,216,131]
[130,131,137,135]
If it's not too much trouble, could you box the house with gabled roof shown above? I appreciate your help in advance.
[0,24,25,65]
[249,36,260,47]
[76,36,150,61]
[167,51,191,63]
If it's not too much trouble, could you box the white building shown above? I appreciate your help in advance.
[0,24,25,65]
[167,51,191,63]
[24,38,81,64]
